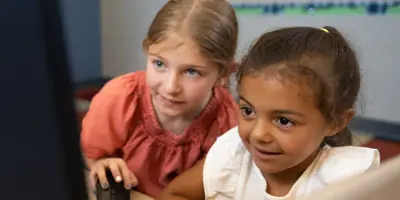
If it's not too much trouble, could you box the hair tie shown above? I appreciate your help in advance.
[321,28,329,33]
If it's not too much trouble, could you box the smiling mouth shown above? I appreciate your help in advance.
[160,95,184,104]
[258,150,281,155]
[254,147,282,155]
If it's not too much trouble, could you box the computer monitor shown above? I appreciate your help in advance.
[0,0,88,199]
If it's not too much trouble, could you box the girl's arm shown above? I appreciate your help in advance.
[83,156,96,170]
[156,159,205,200]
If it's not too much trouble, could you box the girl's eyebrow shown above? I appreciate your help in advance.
[239,96,254,108]
[271,110,306,118]
[239,95,305,118]
[148,52,160,57]
[148,53,169,64]
[149,53,208,69]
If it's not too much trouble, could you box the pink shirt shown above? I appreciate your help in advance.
[81,71,238,197]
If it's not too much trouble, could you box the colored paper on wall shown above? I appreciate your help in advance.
[231,2,400,15]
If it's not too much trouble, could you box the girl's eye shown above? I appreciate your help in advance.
[275,117,295,128]
[185,68,200,77]
[240,106,255,118]
[152,60,165,69]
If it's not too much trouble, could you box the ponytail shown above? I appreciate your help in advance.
[323,127,353,147]
[318,25,357,148]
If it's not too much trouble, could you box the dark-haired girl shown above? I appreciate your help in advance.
[158,26,380,200]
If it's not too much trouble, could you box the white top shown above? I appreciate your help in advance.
[203,127,380,200]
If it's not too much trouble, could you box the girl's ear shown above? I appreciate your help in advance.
[326,108,356,137]
[218,61,238,88]
[340,108,355,129]
[230,61,239,75]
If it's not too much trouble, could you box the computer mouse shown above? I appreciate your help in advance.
[96,170,130,200]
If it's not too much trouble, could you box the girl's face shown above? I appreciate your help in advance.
[238,70,336,175]
[146,37,221,118]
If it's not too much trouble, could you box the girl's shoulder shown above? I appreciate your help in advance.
[81,71,147,159]
[203,127,247,195]
[315,145,380,184]
[203,126,246,172]
[99,71,146,97]
[205,126,244,157]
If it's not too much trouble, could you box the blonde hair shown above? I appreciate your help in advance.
[143,0,238,72]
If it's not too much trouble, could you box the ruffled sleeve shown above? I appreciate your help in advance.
[317,146,380,184]
[80,72,144,159]
[203,127,245,199]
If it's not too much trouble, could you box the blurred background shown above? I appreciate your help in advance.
[68,0,400,161]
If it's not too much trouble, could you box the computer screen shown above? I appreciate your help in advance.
[0,0,88,199]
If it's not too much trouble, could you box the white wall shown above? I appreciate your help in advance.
[100,1,163,76]
[100,0,400,124]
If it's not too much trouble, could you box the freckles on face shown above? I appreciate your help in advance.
[237,72,330,173]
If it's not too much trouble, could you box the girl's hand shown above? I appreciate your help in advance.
[89,157,138,190]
